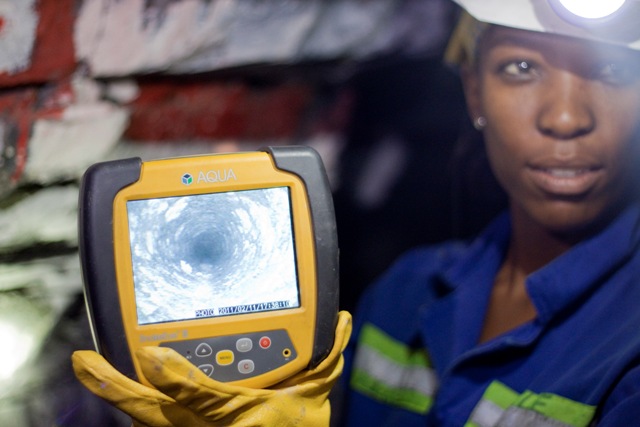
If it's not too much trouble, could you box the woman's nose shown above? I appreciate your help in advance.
[536,72,595,140]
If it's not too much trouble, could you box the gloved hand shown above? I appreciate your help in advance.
[72,311,352,427]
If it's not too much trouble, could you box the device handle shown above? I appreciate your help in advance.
[78,157,142,378]
[264,146,340,368]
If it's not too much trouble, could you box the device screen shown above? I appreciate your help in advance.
[126,186,300,325]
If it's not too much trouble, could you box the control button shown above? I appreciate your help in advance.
[195,343,213,357]
[238,359,255,374]
[236,338,253,353]
[198,364,214,377]
[216,349,234,366]
[259,336,271,349]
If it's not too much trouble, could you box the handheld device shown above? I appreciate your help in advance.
[78,146,339,388]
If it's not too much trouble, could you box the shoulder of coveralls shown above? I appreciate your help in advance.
[350,211,510,337]
[351,240,471,336]
[598,364,640,423]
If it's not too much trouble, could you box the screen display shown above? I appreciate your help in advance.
[127,187,300,325]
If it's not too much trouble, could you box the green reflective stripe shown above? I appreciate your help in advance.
[498,407,573,427]
[467,381,596,427]
[351,366,434,414]
[470,405,573,427]
[350,323,437,414]
[483,381,521,409]
[358,323,432,368]
[514,390,596,426]
[466,381,523,427]
[466,399,507,427]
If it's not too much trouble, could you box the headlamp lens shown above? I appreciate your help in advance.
[557,0,626,19]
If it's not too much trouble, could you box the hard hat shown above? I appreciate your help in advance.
[452,0,640,50]
[445,0,640,68]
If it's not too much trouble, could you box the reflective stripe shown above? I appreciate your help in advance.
[467,399,506,427]
[498,407,573,427]
[468,404,573,427]
[350,323,437,414]
[466,381,596,427]
[353,345,438,396]
[466,381,519,427]
[514,390,595,426]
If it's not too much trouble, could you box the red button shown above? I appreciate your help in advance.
[259,336,271,349]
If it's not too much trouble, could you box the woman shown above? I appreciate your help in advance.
[340,1,640,425]
[72,1,640,426]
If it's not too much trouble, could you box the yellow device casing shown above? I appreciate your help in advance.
[79,147,339,389]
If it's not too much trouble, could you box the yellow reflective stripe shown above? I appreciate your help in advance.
[466,381,596,427]
[350,323,437,414]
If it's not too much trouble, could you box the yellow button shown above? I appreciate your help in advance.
[216,350,234,366]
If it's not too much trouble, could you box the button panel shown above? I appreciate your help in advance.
[160,329,297,383]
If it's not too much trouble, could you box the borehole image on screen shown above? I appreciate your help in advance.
[127,187,300,325]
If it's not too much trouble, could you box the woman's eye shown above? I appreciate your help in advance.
[499,60,537,80]
[596,62,637,85]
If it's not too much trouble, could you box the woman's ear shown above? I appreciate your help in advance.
[460,64,483,126]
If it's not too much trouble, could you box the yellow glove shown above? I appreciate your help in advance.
[72,311,352,427]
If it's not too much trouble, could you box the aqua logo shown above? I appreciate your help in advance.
[197,169,237,184]
[182,173,193,185]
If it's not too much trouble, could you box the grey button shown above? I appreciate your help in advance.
[198,364,214,377]
[195,343,213,357]
[238,359,255,374]
[236,338,253,352]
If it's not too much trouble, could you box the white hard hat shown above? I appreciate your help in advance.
[452,0,640,51]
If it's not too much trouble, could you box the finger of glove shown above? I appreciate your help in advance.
[271,354,345,402]
[72,350,173,404]
[136,346,269,419]
[335,311,353,353]
[136,311,352,418]
[138,346,331,426]
[275,310,352,390]
[72,350,201,427]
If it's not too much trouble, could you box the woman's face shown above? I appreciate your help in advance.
[464,26,640,238]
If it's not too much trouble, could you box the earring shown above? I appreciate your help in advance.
[473,116,487,131]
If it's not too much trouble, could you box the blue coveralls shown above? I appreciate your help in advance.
[339,204,640,426]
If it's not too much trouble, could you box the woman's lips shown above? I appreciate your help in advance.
[526,164,603,196]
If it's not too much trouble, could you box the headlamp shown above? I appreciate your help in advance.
[552,0,627,20]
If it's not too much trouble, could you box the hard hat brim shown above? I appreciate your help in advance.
[452,0,640,51]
